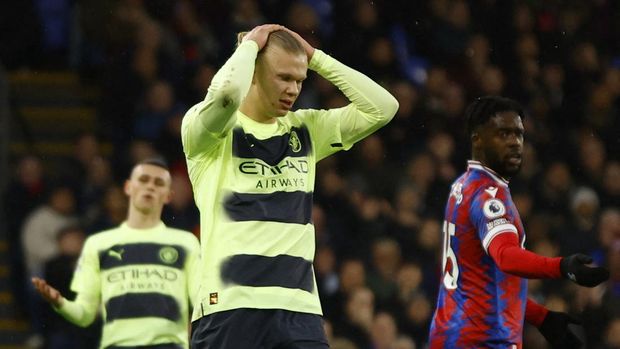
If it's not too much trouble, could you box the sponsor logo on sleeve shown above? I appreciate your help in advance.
[486,218,509,230]
[483,198,506,219]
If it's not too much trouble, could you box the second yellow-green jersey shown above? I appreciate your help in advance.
[56,222,200,349]
[182,40,398,320]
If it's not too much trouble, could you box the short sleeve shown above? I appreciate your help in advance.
[469,185,518,254]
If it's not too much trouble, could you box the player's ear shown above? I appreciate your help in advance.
[471,132,481,147]
[164,189,173,205]
[123,180,131,196]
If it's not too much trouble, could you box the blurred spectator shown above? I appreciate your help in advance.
[401,292,433,348]
[21,184,79,277]
[134,80,185,142]
[601,161,620,207]
[315,244,339,301]
[367,238,401,308]
[333,287,375,349]
[4,156,48,317]
[555,186,601,255]
[161,173,199,232]
[323,258,366,324]
[87,185,128,234]
[370,312,398,349]
[20,186,78,342]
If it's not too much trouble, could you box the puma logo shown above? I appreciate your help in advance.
[108,248,124,261]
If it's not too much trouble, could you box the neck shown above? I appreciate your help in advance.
[471,154,511,181]
[125,208,161,229]
[239,89,276,124]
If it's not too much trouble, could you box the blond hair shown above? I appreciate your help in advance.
[236,29,305,56]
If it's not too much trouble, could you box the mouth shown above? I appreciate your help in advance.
[279,99,293,109]
[507,153,522,166]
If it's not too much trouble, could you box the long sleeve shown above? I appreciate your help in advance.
[525,298,549,327]
[308,49,399,147]
[487,233,562,279]
[182,40,259,158]
[54,237,101,327]
[54,292,100,327]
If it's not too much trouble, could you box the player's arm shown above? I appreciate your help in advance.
[487,233,561,278]
[487,233,609,286]
[526,298,583,349]
[42,238,101,327]
[290,30,398,146]
[182,24,283,158]
[474,187,609,286]
[31,277,99,327]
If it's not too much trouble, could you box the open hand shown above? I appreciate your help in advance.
[242,24,285,51]
[31,277,63,307]
[281,27,315,60]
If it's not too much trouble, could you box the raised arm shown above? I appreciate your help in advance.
[306,48,399,145]
[182,24,283,158]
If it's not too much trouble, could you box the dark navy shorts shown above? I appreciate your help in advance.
[190,308,329,349]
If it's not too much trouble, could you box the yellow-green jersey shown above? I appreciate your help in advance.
[55,222,201,349]
[182,40,398,320]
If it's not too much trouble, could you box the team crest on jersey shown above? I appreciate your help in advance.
[158,246,179,264]
[289,130,302,153]
[483,198,506,219]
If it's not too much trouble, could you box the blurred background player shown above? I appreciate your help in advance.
[428,96,609,348]
[31,158,201,349]
[181,24,398,348]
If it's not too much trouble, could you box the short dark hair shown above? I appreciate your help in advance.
[137,157,169,171]
[465,96,525,137]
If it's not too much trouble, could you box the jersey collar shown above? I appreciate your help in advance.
[467,160,509,187]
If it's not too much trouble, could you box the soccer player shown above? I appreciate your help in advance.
[181,24,398,348]
[32,159,201,349]
[428,96,609,349]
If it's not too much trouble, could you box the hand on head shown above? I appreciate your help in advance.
[243,24,315,60]
[31,277,63,307]
[280,27,315,60]
[242,24,285,50]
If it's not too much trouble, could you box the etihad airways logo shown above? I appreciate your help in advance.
[107,268,179,283]
[239,158,308,176]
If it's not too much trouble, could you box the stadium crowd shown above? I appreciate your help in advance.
[2,0,620,348]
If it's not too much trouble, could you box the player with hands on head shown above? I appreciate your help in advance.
[428,96,609,349]
[182,24,398,348]
[32,158,201,349]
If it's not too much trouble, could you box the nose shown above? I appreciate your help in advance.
[507,133,523,149]
[286,81,300,96]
